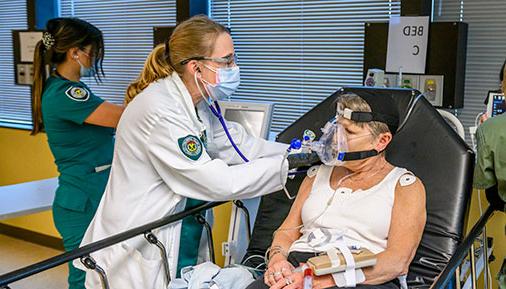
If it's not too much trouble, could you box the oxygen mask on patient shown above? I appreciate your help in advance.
[307,118,350,167]
[280,116,360,200]
[303,104,378,166]
[281,101,387,200]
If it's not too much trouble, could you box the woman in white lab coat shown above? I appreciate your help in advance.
[74,15,316,289]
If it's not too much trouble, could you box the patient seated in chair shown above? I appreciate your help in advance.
[246,92,426,289]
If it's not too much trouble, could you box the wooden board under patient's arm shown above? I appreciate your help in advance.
[307,248,377,276]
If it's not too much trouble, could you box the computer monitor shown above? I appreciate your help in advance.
[486,91,506,117]
[217,100,274,266]
[218,100,273,139]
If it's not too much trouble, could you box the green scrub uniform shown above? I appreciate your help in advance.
[42,75,115,289]
[473,114,506,210]
[176,111,208,277]
[176,199,206,277]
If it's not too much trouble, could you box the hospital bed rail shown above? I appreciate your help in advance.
[431,198,501,289]
[0,201,225,289]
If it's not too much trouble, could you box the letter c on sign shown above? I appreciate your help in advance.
[412,45,420,55]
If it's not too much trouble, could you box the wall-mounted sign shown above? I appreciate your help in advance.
[386,16,429,74]
[19,31,43,62]
[13,30,43,86]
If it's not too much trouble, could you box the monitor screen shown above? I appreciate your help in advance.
[224,109,265,138]
[487,92,506,117]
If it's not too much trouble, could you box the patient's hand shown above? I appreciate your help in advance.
[264,258,294,287]
[270,270,337,289]
[269,270,303,289]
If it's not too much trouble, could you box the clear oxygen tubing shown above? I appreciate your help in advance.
[275,166,359,234]
[280,134,334,200]
[395,92,424,133]
[281,151,295,199]
[195,72,250,163]
[280,138,305,199]
[280,132,325,199]
[279,135,341,200]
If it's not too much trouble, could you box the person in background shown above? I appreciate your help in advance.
[479,59,506,123]
[473,58,506,289]
[31,17,124,289]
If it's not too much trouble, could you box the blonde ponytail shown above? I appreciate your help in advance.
[125,15,229,104]
[125,44,173,104]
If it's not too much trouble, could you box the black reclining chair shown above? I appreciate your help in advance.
[243,86,475,287]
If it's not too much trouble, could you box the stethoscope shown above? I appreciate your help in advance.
[195,71,250,163]
[208,98,308,185]
[207,99,250,163]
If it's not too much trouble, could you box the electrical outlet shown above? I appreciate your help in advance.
[420,75,444,107]
[17,64,34,85]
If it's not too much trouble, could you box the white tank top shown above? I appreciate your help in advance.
[289,165,411,254]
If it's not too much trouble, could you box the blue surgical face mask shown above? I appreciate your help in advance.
[201,64,240,100]
[76,51,96,78]
[77,59,96,77]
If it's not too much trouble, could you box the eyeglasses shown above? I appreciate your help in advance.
[180,53,238,67]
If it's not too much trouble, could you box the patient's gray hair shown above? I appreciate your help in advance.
[338,93,390,137]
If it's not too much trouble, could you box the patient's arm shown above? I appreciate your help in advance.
[362,177,427,285]
[264,175,315,286]
[269,175,314,262]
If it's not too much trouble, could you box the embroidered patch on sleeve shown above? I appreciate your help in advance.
[65,86,90,101]
[178,135,203,161]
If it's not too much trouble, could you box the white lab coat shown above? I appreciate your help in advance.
[74,72,289,289]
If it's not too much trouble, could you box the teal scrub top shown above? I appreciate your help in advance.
[473,114,506,209]
[42,75,115,212]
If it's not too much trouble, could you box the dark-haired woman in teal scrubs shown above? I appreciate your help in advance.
[31,17,124,289]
